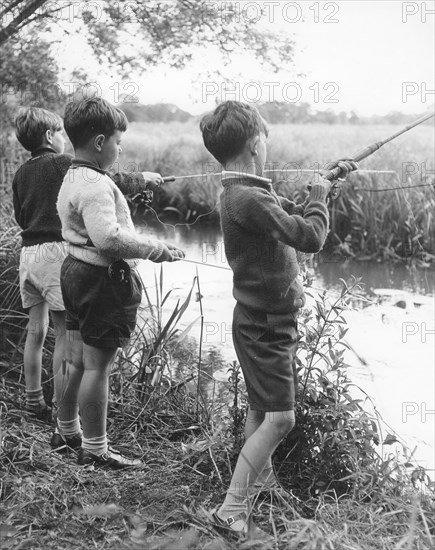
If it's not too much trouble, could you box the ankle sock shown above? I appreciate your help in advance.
[82,435,108,457]
[58,417,82,438]
[218,489,248,530]
[25,388,46,410]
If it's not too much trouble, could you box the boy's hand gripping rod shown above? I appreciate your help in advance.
[322,112,435,198]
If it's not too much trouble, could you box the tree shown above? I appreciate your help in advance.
[0,1,296,76]
[0,33,71,161]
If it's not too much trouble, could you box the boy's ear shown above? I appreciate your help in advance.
[45,129,53,145]
[249,135,260,156]
[94,134,105,152]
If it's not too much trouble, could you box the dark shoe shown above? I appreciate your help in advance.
[50,432,82,453]
[26,404,52,423]
[77,447,143,469]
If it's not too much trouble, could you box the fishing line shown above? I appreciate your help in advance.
[141,173,432,231]
[358,183,434,192]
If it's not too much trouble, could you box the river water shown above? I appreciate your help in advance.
[137,224,435,473]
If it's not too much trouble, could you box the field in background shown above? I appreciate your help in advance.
[120,121,435,260]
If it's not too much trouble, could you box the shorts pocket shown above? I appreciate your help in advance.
[234,305,267,343]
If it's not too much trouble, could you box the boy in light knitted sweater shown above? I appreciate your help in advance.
[12,107,165,440]
[200,101,357,535]
[57,97,184,469]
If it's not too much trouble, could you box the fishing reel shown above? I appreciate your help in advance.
[130,176,176,206]
[329,180,342,199]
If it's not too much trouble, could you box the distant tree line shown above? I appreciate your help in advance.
[119,101,429,126]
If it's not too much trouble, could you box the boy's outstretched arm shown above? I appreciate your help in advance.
[231,180,331,253]
[110,171,163,195]
[65,179,183,263]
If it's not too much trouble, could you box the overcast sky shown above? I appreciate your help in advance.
[56,0,435,115]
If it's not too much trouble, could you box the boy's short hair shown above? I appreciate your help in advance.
[15,107,63,152]
[200,101,268,165]
[64,97,128,148]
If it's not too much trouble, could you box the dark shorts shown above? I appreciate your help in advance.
[60,255,142,349]
[233,303,299,412]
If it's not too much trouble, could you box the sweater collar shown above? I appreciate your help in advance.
[31,146,57,158]
[71,158,109,176]
[221,171,273,191]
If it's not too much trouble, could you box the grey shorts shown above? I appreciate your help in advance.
[19,242,68,311]
[233,303,299,412]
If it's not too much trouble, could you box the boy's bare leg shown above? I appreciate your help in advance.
[244,407,275,485]
[79,344,117,441]
[24,303,49,410]
[50,310,66,413]
[218,409,295,529]
[57,330,84,423]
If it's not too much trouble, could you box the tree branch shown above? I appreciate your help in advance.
[0,0,25,20]
[0,0,47,45]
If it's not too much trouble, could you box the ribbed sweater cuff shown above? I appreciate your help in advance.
[309,184,328,202]
[148,241,165,262]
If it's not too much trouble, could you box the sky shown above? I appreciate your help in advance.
[54,0,435,116]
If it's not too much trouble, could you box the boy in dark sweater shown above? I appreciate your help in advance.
[12,107,164,440]
[200,100,357,535]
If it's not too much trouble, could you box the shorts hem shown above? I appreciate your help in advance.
[81,335,130,349]
[21,298,45,310]
[249,402,295,412]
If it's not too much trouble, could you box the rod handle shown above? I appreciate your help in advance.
[163,176,175,183]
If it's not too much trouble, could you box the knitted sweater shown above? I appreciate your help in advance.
[57,164,166,267]
[220,175,329,314]
[12,147,150,247]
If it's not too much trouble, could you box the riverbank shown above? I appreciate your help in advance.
[1,361,433,550]
[2,245,434,548]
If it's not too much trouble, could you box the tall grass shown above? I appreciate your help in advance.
[1,271,433,549]
[121,121,435,259]
[0,196,27,357]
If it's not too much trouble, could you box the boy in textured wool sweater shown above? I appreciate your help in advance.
[200,100,357,535]
[56,97,184,469]
[12,107,164,438]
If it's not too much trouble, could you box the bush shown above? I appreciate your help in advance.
[274,276,432,510]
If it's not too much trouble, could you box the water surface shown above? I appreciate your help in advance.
[137,224,435,472]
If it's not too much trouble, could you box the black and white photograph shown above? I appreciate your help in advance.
[1,1,434,548]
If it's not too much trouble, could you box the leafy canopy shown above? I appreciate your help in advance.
[0,1,296,75]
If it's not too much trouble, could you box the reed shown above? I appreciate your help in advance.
[121,121,435,259]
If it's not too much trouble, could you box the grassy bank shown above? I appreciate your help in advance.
[1,263,434,549]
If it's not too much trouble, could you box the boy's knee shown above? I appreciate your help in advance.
[266,410,296,437]
[27,322,48,343]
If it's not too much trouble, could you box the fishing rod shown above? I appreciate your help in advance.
[135,112,433,204]
[180,258,231,271]
[322,112,435,197]
[161,168,395,184]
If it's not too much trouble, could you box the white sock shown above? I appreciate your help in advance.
[82,435,108,457]
[58,417,82,438]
